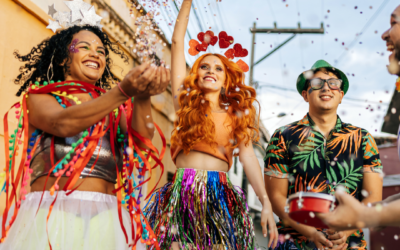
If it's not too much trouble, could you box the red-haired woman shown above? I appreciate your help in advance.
[144,0,278,249]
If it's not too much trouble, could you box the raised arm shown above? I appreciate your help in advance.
[171,0,192,111]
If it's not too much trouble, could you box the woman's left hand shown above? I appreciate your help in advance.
[261,201,278,249]
[136,66,170,98]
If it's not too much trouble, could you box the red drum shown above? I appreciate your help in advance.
[285,192,336,229]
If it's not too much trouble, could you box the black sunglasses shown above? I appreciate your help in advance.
[307,78,343,91]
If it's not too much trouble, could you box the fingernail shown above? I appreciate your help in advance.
[263,234,267,237]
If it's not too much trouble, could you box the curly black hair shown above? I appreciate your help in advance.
[14,25,129,96]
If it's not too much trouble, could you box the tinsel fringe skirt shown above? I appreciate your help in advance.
[0,191,146,250]
[144,168,257,250]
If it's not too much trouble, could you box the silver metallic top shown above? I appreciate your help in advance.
[30,130,123,185]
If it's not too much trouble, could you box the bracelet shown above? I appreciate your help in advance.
[117,82,131,99]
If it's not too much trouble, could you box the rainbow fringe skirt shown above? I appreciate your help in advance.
[144,168,257,249]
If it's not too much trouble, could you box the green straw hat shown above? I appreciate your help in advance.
[296,59,349,95]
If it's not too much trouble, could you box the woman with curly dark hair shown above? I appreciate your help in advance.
[0,20,169,250]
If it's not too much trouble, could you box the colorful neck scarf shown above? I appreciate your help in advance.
[1,80,165,249]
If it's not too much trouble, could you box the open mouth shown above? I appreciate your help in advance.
[83,60,99,69]
[387,44,395,52]
[204,76,216,83]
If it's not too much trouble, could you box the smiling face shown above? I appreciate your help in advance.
[382,5,400,74]
[63,30,106,84]
[302,70,344,113]
[197,55,227,93]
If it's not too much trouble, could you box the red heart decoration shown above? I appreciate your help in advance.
[188,39,200,56]
[205,30,215,37]
[210,36,218,46]
[198,30,217,46]
[196,42,209,52]
[224,49,235,60]
[197,32,205,42]
[219,31,234,48]
[236,59,249,72]
[219,38,230,49]
[233,44,249,57]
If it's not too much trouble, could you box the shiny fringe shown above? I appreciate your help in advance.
[144,168,256,250]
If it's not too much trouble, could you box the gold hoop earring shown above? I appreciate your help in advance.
[47,52,55,83]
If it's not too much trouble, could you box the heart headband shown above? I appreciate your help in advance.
[188,30,250,72]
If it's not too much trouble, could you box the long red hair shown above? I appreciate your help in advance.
[171,53,260,154]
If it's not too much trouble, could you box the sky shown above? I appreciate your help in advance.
[149,0,400,138]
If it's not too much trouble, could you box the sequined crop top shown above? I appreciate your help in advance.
[30,130,123,185]
[171,112,234,169]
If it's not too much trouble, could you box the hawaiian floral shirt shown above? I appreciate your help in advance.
[264,114,382,250]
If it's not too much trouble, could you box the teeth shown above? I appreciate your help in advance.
[84,62,98,68]
[387,45,394,52]
[205,77,216,83]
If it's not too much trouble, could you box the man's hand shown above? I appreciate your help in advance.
[326,229,349,249]
[309,230,333,249]
[260,201,278,249]
[317,191,366,231]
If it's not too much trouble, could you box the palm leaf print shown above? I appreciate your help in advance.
[362,133,379,160]
[265,135,286,161]
[269,163,289,174]
[294,172,327,193]
[292,134,324,171]
[328,159,362,191]
[328,126,362,158]
[290,126,313,145]
[275,124,290,135]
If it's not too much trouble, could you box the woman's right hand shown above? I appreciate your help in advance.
[119,61,158,97]
[309,230,333,249]
[260,201,278,248]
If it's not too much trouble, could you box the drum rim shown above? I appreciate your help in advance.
[288,192,335,202]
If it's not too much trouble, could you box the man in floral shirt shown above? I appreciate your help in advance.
[264,60,383,250]
[319,5,400,233]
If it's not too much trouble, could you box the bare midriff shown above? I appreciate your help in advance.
[30,176,116,195]
[175,150,229,172]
